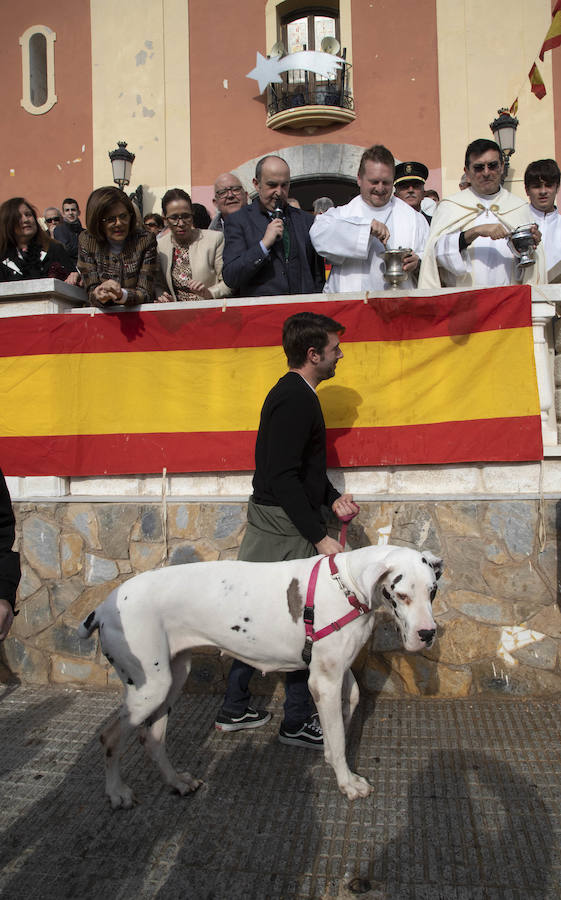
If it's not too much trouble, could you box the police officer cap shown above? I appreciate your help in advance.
[394,162,429,185]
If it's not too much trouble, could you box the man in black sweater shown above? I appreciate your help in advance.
[0,470,21,640]
[215,312,358,747]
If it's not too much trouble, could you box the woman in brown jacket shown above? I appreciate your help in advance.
[78,186,158,308]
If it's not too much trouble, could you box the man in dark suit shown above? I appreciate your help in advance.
[222,155,325,296]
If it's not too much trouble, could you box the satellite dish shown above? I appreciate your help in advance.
[270,40,286,58]
[320,36,340,55]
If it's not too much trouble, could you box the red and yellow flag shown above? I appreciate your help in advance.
[539,1,561,60]
[0,287,542,476]
[529,63,547,98]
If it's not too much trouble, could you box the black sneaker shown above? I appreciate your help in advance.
[278,714,323,749]
[215,706,271,732]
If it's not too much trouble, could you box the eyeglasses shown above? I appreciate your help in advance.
[166,213,193,224]
[145,221,158,229]
[45,217,61,224]
[102,213,131,225]
[471,161,501,173]
[215,186,245,199]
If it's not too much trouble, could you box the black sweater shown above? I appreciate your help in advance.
[252,372,339,544]
[0,471,20,610]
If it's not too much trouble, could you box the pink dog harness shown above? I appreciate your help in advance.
[302,537,369,665]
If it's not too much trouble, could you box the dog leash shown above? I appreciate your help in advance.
[338,504,359,547]
[302,507,366,666]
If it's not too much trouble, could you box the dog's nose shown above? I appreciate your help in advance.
[418,628,435,644]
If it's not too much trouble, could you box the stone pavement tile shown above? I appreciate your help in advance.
[1,687,561,899]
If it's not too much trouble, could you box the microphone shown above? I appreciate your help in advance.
[272,203,285,241]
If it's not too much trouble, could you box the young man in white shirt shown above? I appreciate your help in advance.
[524,158,561,278]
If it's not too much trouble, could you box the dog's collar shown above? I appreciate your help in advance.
[302,554,371,666]
[336,555,366,603]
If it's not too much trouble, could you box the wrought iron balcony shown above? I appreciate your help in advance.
[266,63,355,130]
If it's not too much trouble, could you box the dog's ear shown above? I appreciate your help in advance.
[421,550,444,581]
[363,561,391,599]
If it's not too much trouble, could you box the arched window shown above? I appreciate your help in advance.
[281,7,340,85]
[19,25,57,115]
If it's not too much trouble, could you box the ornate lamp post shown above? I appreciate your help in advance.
[108,141,135,192]
[490,108,519,181]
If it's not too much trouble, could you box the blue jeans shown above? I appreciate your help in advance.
[222,659,311,729]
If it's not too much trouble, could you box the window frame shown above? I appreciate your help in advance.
[19,24,57,116]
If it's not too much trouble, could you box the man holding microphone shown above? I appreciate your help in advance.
[222,155,325,297]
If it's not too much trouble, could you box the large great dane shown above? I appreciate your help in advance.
[78,544,442,808]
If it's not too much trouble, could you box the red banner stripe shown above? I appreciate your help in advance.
[0,287,531,357]
[0,416,541,476]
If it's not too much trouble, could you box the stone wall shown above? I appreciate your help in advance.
[2,499,560,698]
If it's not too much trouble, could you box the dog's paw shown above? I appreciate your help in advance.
[338,773,372,801]
[171,773,203,796]
[108,785,136,810]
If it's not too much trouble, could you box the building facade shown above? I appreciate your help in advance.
[2,0,561,215]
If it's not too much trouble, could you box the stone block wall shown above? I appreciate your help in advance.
[2,499,560,698]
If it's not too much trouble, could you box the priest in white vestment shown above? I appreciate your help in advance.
[419,139,545,289]
[310,145,429,293]
[524,158,561,277]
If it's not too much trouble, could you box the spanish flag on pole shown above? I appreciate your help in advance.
[539,1,561,61]
[529,62,547,99]
[0,288,542,476]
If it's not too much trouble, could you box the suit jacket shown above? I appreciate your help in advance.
[155,229,231,300]
[222,199,325,297]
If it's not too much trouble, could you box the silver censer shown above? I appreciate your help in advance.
[508,223,537,268]
[383,247,412,288]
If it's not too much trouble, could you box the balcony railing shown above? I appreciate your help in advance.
[266,63,355,130]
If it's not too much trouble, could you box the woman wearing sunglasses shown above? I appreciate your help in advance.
[155,189,230,302]
[0,197,78,285]
[78,186,158,308]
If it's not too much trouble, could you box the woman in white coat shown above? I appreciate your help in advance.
[155,188,230,301]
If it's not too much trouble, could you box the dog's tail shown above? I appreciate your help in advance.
[77,610,99,639]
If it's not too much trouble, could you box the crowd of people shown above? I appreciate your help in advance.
[1,138,559,305]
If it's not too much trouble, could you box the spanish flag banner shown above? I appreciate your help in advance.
[539,1,561,60]
[0,286,542,476]
[529,62,547,99]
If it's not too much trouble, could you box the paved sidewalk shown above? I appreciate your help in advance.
[1,684,560,899]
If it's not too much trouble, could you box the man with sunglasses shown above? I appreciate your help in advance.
[43,207,63,238]
[419,139,546,288]
[209,173,248,231]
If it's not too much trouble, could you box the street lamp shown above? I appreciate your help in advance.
[490,108,519,181]
[108,140,135,192]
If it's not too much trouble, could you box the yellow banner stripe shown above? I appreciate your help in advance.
[0,328,538,437]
